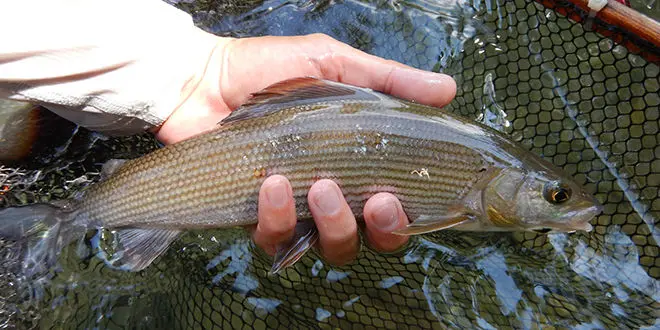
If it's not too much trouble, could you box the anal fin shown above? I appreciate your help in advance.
[270,221,318,275]
[104,228,181,272]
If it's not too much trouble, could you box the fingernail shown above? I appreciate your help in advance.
[372,198,399,231]
[312,184,342,216]
[266,179,288,208]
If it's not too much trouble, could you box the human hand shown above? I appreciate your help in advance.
[155,34,456,266]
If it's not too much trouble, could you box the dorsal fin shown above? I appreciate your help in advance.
[243,77,353,106]
[219,77,380,125]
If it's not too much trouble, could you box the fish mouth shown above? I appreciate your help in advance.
[561,200,604,232]
[529,202,601,234]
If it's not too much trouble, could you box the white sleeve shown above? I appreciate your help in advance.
[0,0,219,135]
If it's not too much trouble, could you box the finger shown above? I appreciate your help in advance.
[363,193,410,252]
[307,179,359,266]
[307,35,457,108]
[253,175,297,255]
[222,34,456,110]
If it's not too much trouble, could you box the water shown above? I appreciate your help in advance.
[1,0,658,328]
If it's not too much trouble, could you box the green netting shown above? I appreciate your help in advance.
[1,0,658,329]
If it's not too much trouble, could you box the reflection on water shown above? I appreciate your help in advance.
[478,72,512,131]
[1,0,659,328]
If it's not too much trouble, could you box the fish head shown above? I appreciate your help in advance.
[481,167,602,233]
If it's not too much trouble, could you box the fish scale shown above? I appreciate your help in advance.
[80,108,487,229]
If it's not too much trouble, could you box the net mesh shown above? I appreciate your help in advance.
[1,0,658,328]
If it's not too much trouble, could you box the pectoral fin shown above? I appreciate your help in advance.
[391,214,476,235]
[270,221,319,275]
[104,228,181,272]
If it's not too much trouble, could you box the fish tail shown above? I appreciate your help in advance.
[0,203,85,280]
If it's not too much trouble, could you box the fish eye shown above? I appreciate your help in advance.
[533,228,553,234]
[543,181,572,204]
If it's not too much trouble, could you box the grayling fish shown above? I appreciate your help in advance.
[0,78,602,276]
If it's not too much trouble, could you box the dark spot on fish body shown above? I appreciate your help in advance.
[355,132,389,154]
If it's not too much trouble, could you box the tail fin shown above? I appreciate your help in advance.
[0,204,84,279]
